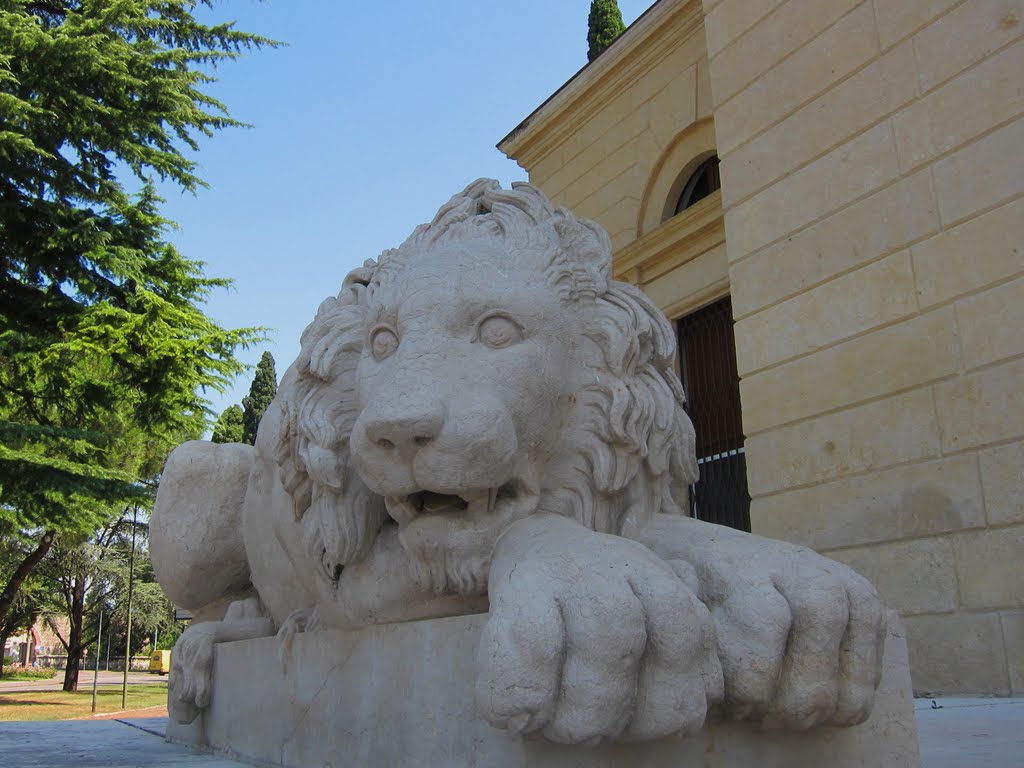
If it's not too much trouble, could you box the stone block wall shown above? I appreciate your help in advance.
[704,0,1023,694]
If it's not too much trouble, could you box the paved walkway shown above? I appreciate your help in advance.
[0,718,240,767]
[0,697,1021,766]
[0,670,159,693]
[915,697,1024,768]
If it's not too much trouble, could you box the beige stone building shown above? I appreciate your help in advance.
[499,0,1022,695]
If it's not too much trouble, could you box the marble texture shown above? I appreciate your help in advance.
[152,179,890,743]
[168,611,920,768]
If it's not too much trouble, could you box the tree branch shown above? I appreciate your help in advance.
[0,530,56,632]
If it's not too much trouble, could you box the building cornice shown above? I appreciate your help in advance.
[498,0,704,170]
[613,190,724,284]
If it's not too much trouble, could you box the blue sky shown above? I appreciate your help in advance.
[161,1,654,422]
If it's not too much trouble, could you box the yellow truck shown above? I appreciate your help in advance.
[149,649,171,675]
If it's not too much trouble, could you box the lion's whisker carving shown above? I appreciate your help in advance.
[151,179,887,747]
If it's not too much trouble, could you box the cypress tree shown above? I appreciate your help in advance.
[211,405,245,444]
[241,352,278,445]
[587,0,627,62]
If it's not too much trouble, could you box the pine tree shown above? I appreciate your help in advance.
[241,352,278,445]
[211,405,245,444]
[587,0,627,62]
[0,1,277,638]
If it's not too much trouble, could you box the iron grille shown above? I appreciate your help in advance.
[677,296,751,531]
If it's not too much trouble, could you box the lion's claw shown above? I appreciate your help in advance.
[168,624,218,724]
[476,514,723,745]
[640,515,887,729]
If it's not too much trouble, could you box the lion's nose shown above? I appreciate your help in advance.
[363,411,443,456]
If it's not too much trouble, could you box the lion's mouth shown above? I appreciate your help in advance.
[383,481,523,526]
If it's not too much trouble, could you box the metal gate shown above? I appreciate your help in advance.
[677,296,751,531]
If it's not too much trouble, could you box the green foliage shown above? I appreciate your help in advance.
[0,529,62,638]
[241,351,277,445]
[0,1,277,532]
[587,0,626,62]
[211,403,244,444]
[0,665,57,679]
[40,510,177,668]
[0,1,276,643]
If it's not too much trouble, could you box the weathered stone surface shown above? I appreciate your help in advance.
[506,0,1023,699]
[722,40,917,207]
[893,40,1024,172]
[150,441,253,616]
[931,116,1024,225]
[980,441,1024,525]
[911,195,1024,309]
[729,169,938,317]
[740,307,962,433]
[874,0,962,50]
[734,250,919,376]
[953,525,1024,609]
[934,356,1024,452]
[829,538,958,615]
[167,612,920,768]
[903,612,1011,695]
[1001,610,1024,694]
[724,121,899,258]
[910,0,1024,91]
[744,388,942,494]
[751,453,985,550]
[956,276,1024,370]
[709,0,861,109]
[152,180,893,751]
[711,3,878,155]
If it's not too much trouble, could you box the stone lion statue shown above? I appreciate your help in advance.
[152,179,886,744]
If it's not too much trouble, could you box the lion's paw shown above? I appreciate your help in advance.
[277,606,322,670]
[475,515,723,745]
[168,623,218,725]
[640,516,887,729]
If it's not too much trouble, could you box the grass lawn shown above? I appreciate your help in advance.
[0,683,168,721]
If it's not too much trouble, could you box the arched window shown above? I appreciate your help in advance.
[673,155,720,216]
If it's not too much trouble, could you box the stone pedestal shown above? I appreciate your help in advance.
[168,611,921,767]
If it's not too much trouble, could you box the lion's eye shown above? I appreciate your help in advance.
[477,315,523,349]
[370,327,399,360]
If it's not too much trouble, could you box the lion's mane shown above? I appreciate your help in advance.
[272,180,698,576]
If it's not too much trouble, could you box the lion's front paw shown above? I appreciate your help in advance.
[277,606,321,640]
[475,515,723,745]
[641,516,887,729]
[168,624,218,724]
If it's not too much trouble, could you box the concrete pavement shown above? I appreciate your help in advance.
[915,697,1024,768]
[0,718,241,767]
[0,696,1021,766]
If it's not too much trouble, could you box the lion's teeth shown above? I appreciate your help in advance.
[459,489,486,505]
[384,495,418,525]
[456,489,490,515]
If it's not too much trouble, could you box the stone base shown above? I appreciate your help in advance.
[168,611,921,767]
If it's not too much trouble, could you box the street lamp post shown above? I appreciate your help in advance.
[91,610,102,714]
[121,507,137,710]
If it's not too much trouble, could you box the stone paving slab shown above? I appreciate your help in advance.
[915,697,1024,768]
[0,719,241,767]
[0,698,1021,767]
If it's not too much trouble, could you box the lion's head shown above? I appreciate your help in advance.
[271,180,697,599]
